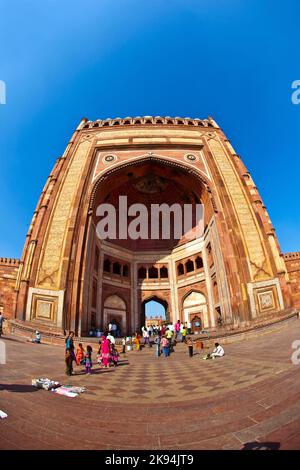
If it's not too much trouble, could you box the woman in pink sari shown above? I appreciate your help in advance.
[99,336,111,368]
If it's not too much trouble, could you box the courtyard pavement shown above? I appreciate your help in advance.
[1,320,300,450]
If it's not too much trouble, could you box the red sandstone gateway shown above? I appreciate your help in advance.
[0,116,298,337]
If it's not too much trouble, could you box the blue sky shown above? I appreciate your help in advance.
[0,0,299,258]
[145,301,166,320]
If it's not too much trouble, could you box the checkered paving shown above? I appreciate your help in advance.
[67,343,289,404]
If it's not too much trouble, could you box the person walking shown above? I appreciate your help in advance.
[107,331,116,345]
[0,311,5,337]
[143,328,150,347]
[181,325,187,343]
[175,320,181,340]
[154,335,161,357]
[65,348,73,376]
[161,336,170,357]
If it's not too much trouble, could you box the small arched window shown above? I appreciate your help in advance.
[138,267,147,279]
[185,259,194,273]
[160,266,168,278]
[177,263,184,276]
[195,256,203,269]
[148,266,159,278]
[123,265,129,277]
[103,258,111,273]
[113,262,121,275]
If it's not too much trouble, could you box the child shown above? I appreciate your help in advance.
[65,348,73,376]
[76,343,85,366]
[111,344,119,367]
[85,345,93,374]
[186,337,194,357]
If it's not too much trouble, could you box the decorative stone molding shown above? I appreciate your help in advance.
[25,287,64,328]
[82,115,217,130]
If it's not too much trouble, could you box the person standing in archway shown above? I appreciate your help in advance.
[175,320,181,341]
[143,327,150,347]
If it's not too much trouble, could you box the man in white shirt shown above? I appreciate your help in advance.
[107,332,116,344]
[211,342,225,358]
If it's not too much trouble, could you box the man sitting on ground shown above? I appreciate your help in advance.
[211,342,225,358]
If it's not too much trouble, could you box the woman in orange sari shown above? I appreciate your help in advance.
[134,332,141,351]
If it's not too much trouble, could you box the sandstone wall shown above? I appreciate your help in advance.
[0,258,19,318]
[284,252,300,308]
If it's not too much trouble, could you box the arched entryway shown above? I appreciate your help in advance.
[141,296,169,328]
[182,291,208,328]
[74,153,227,336]
[103,294,127,335]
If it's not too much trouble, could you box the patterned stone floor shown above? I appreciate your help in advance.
[1,319,300,449]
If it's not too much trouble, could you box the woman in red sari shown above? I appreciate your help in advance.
[99,336,111,368]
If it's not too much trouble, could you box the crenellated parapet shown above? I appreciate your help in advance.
[82,115,218,130]
[0,257,20,266]
[284,252,300,260]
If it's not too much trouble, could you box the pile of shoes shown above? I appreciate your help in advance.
[202,354,212,360]
[32,378,61,390]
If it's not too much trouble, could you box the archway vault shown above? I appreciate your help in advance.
[89,154,218,212]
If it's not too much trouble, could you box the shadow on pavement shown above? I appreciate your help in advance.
[241,441,280,450]
[0,336,26,344]
[0,384,39,393]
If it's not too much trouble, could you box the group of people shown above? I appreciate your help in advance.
[129,320,191,357]
[141,320,191,342]
[65,331,120,376]
[88,320,121,339]
[128,320,225,360]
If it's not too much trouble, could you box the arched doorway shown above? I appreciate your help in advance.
[141,296,169,329]
[103,295,127,335]
[76,154,226,335]
[182,291,208,328]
